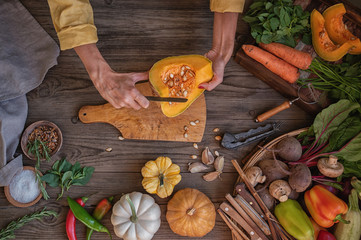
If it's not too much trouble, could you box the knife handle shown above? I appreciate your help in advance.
[255,101,291,123]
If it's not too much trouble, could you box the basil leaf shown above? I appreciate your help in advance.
[41,173,60,188]
[71,162,81,174]
[270,18,280,31]
[52,159,60,172]
[62,171,73,183]
[72,167,95,186]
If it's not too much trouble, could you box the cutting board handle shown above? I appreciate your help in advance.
[78,104,114,123]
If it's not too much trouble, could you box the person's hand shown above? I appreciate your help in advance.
[90,64,149,110]
[74,43,149,110]
[198,12,239,91]
[199,49,227,91]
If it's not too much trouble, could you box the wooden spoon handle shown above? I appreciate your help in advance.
[256,101,291,123]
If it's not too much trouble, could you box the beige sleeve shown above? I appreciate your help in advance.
[47,0,98,50]
[210,0,245,13]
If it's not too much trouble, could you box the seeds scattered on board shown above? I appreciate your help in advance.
[105,147,112,152]
[118,136,124,141]
[193,143,198,149]
[213,128,220,133]
[184,133,188,138]
[190,155,197,159]
[214,150,220,157]
[190,121,196,126]
[215,135,222,141]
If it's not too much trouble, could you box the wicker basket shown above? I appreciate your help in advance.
[242,128,308,171]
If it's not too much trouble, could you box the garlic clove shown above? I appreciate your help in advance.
[214,156,225,173]
[202,171,221,182]
[202,147,214,165]
[188,162,209,173]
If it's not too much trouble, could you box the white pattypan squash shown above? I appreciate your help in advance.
[111,192,161,240]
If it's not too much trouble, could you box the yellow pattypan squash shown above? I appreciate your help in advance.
[141,156,181,198]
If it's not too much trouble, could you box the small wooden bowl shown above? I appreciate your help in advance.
[4,166,45,207]
[21,120,63,161]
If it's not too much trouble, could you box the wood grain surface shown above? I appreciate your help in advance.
[78,83,207,142]
[1,0,313,239]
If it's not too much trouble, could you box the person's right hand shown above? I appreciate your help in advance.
[74,44,150,110]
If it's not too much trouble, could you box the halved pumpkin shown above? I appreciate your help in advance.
[323,3,361,54]
[149,55,213,117]
[311,9,356,61]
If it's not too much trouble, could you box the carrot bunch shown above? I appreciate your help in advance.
[242,43,312,83]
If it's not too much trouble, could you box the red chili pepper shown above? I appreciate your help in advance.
[66,197,88,240]
[317,230,336,240]
[86,196,113,240]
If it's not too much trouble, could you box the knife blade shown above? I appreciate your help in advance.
[145,96,188,102]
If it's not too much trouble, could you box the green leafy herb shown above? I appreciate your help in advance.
[299,57,361,104]
[243,0,311,47]
[0,208,57,240]
[27,138,51,200]
[41,158,95,200]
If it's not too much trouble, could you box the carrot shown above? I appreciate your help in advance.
[242,44,300,83]
[259,42,312,70]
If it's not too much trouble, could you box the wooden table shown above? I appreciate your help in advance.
[0,0,313,239]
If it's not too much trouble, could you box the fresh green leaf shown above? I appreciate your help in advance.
[62,171,73,183]
[243,16,258,23]
[52,159,60,172]
[71,162,81,174]
[265,2,273,10]
[312,100,360,146]
[324,116,361,152]
[335,132,361,162]
[72,167,95,186]
[341,160,361,178]
[249,1,264,10]
[41,173,60,188]
[269,18,280,31]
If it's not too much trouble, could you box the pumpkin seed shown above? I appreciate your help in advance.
[193,143,198,149]
[190,121,196,126]
[214,150,219,157]
[184,133,188,138]
[118,136,124,141]
[183,76,187,81]
[105,147,112,152]
[185,66,191,69]
[215,135,222,141]
[168,80,174,87]
[202,147,214,165]
[184,126,188,131]
[202,171,220,182]
[213,128,220,133]
[170,73,174,78]
[190,155,197,159]
[181,71,184,76]
[183,91,188,97]
[195,120,200,124]
[188,162,209,173]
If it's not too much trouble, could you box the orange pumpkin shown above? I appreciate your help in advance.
[311,9,356,61]
[323,3,361,54]
[166,188,216,237]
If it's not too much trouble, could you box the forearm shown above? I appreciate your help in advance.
[211,12,239,63]
[74,44,111,86]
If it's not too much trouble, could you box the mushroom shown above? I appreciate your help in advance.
[245,166,266,187]
[317,155,344,178]
[269,180,292,202]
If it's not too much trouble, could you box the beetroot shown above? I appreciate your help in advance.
[276,136,302,162]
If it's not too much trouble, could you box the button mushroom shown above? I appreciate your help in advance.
[269,180,291,202]
[317,155,344,178]
[245,166,266,187]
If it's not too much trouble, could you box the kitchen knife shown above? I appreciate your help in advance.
[145,96,188,102]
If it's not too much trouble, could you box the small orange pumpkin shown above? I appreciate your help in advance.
[166,188,216,237]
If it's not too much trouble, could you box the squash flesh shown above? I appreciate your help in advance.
[149,55,213,117]
[311,9,356,61]
[323,3,361,54]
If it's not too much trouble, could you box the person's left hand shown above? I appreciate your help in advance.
[198,49,227,91]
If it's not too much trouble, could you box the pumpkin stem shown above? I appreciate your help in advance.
[186,208,196,216]
[125,194,138,223]
[159,173,164,187]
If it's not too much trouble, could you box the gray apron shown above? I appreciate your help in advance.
[0,0,59,186]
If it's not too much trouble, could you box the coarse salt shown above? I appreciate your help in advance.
[9,169,40,203]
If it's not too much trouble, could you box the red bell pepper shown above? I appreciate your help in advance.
[66,196,88,240]
[304,185,348,228]
[317,230,336,240]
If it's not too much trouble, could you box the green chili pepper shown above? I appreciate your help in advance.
[67,197,112,239]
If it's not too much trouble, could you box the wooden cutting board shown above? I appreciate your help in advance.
[78,82,206,142]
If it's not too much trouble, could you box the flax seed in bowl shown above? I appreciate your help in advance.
[21,120,63,161]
